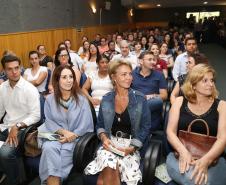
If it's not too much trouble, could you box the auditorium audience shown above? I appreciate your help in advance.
[1,22,225,184]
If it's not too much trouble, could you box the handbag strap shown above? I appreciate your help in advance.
[188,119,209,136]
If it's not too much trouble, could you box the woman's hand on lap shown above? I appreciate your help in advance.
[178,150,193,174]
[190,157,209,185]
[61,129,77,142]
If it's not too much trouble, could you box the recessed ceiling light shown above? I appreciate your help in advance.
[157,4,161,7]
[203,1,208,4]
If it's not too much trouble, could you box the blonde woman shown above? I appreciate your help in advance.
[166,64,226,185]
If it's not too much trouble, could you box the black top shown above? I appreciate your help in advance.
[111,108,132,136]
[40,55,53,67]
[178,98,220,137]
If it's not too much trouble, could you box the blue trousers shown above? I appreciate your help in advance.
[0,129,26,185]
[166,152,226,185]
[147,97,163,131]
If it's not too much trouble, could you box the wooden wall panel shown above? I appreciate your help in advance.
[0,28,75,68]
[135,22,168,29]
[0,22,167,68]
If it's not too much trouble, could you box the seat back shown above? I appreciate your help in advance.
[45,69,51,92]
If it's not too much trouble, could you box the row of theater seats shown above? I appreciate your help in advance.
[13,79,176,185]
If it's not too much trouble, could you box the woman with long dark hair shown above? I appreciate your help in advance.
[38,65,94,185]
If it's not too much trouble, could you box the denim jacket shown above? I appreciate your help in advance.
[96,88,151,149]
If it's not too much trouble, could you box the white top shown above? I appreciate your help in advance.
[111,53,138,69]
[89,71,113,100]
[69,52,84,70]
[0,77,40,131]
[24,66,48,93]
[115,43,121,53]
[83,60,98,77]
[172,52,188,81]
[77,46,83,55]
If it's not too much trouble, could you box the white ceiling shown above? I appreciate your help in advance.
[121,0,226,9]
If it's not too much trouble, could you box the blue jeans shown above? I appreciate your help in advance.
[147,97,163,131]
[0,129,26,185]
[166,152,226,185]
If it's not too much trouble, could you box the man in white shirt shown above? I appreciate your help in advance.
[0,55,40,185]
[111,40,138,69]
[172,37,198,81]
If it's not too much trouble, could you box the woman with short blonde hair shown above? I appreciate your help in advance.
[85,59,151,185]
[166,64,226,185]
[182,64,218,103]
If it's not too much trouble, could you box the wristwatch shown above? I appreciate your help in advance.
[16,122,22,129]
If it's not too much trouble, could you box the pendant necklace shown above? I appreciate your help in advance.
[117,114,121,122]
[115,95,128,123]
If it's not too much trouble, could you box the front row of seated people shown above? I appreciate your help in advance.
[1,53,226,185]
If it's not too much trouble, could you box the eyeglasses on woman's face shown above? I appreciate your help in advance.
[59,54,69,58]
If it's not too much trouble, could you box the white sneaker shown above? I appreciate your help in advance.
[0,173,6,183]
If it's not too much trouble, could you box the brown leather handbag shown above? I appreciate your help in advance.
[177,119,217,160]
[24,130,42,157]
